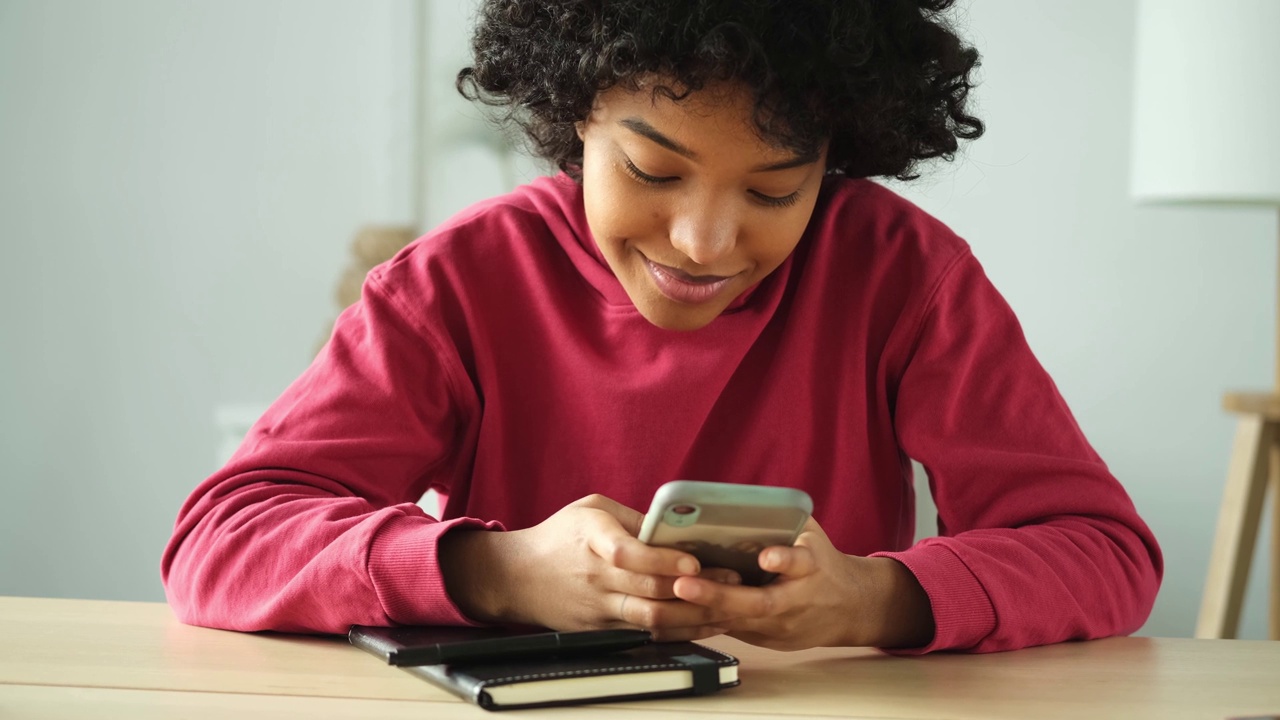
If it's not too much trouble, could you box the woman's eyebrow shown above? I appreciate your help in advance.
[618,116,819,172]
[619,117,696,159]
[751,152,821,172]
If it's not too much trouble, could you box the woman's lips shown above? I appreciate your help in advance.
[643,258,735,304]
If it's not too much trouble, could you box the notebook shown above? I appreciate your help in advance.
[349,625,739,711]
[349,624,653,665]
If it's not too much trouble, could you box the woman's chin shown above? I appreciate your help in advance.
[629,294,727,332]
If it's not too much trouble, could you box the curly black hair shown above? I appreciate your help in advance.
[457,0,983,182]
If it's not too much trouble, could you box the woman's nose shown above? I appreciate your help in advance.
[668,204,738,266]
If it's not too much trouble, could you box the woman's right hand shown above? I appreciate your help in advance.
[439,494,740,641]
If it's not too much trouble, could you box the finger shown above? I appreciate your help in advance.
[698,567,742,585]
[757,545,818,578]
[576,502,697,576]
[587,528,701,577]
[614,565,741,601]
[614,593,738,630]
[614,569,678,600]
[671,575,792,620]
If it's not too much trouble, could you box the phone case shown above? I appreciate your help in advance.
[638,481,813,585]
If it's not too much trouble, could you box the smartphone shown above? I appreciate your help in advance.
[637,480,813,586]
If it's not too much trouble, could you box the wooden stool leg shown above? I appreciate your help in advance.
[1271,441,1280,640]
[1196,416,1273,639]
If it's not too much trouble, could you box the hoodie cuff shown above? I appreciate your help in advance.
[872,540,996,654]
[367,513,504,626]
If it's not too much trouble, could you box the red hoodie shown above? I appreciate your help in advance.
[162,174,1161,653]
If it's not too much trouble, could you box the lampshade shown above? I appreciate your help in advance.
[1129,0,1280,206]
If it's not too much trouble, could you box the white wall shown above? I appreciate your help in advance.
[0,0,415,600]
[1,0,1274,640]
[418,0,543,226]
[891,1,1275,639]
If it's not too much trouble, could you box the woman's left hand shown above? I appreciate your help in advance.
[672,518,936,651]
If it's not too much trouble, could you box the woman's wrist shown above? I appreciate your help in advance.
[867,557,936,648]
[834,550,936,648]
[439,528,521,625]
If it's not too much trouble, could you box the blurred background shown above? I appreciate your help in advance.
[0,0,1274,639]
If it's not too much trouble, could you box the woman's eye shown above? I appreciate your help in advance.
[623,156,801,209]
[623,158,676,185]
[751,190,802,209]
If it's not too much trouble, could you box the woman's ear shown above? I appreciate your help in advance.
[574,121,586,141]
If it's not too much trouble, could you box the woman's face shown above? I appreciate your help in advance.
[577,81,828,331]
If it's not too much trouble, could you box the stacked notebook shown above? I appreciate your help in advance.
[349,624,740,711]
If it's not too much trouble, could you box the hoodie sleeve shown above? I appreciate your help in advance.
[161,265,500,634]
[874,250,1163,653]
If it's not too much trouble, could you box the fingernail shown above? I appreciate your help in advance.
[725,572,741,585]
[678,558,699,575]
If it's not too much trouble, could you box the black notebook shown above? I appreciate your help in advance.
[349,624,653,666]
[349,626,739,711]
[401,640,738,711]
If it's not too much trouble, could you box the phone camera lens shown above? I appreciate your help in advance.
[671,504,696,515]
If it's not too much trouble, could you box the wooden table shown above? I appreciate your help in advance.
[1,597,1278,719]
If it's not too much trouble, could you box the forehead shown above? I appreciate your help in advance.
[588,81,803,159]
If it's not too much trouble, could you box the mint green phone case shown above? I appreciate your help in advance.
[637,480,813,586]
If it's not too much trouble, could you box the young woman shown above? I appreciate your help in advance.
[163,0,1162,653]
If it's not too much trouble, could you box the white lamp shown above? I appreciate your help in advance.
[1130,0,1280,640]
